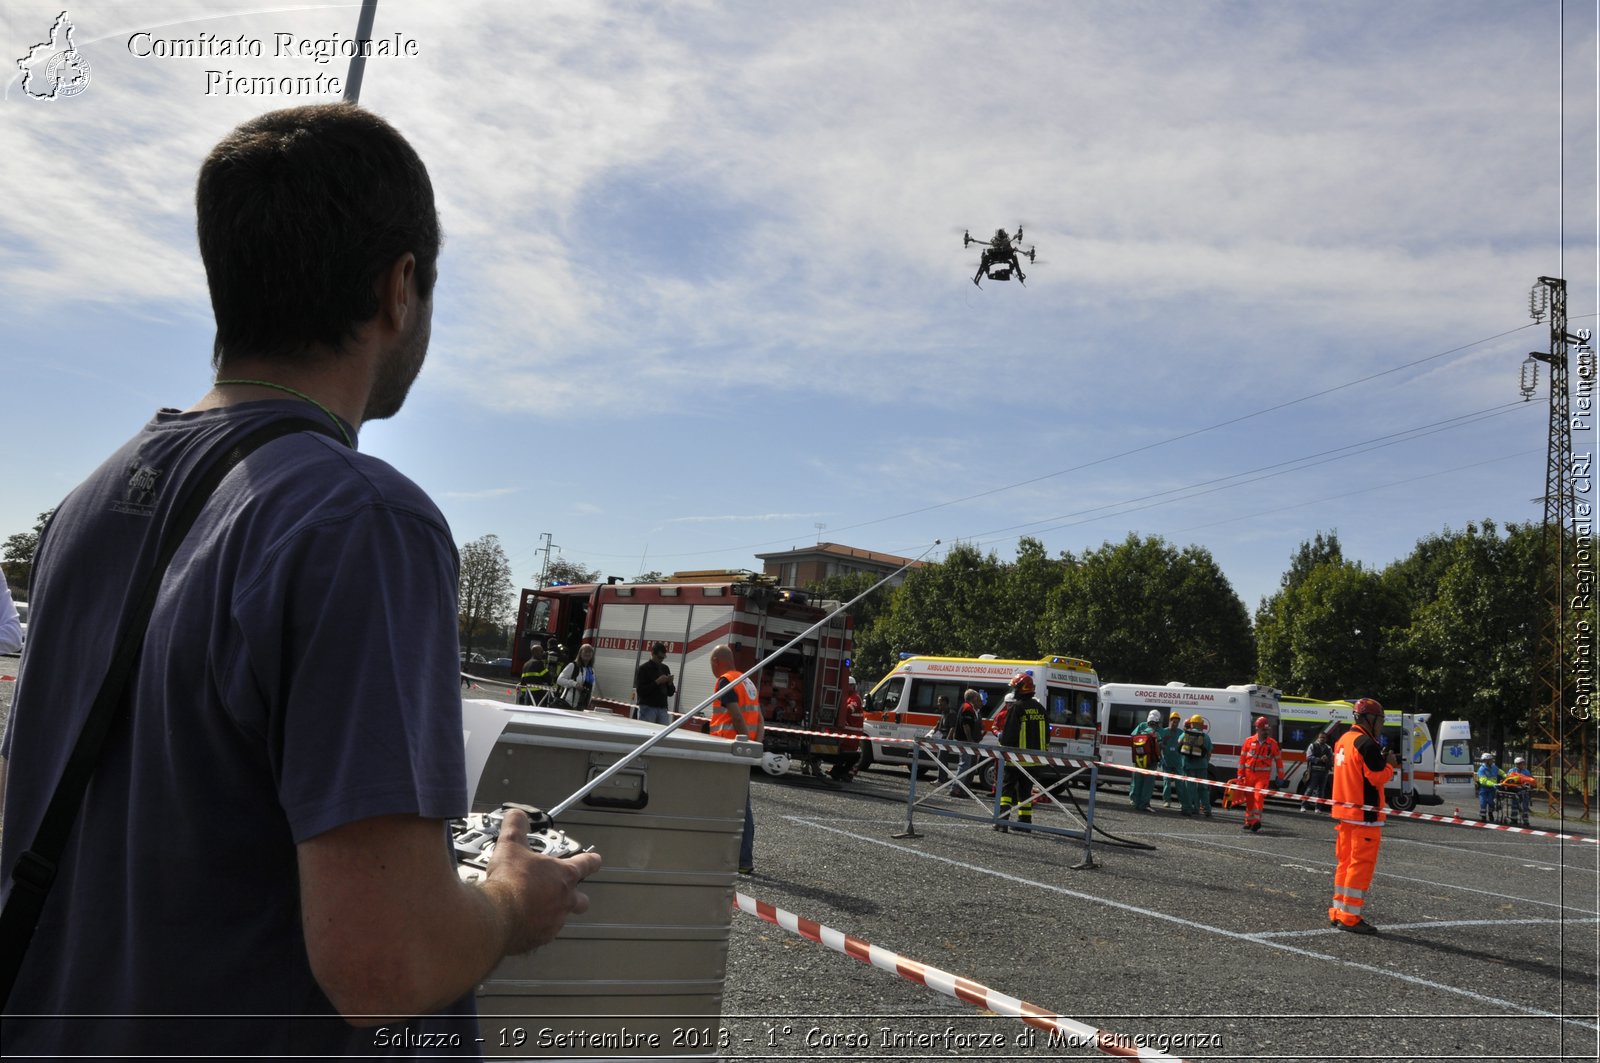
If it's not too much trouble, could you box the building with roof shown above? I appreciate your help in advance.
[754,542,923,588]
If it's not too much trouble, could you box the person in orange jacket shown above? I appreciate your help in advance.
[710,644,763,875]
[1237,715,1286,832]
[1328,698,1398,935]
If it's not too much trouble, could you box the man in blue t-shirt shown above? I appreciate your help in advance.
[0,105,600,1058]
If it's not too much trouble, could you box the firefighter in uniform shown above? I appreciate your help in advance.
[1237,716,1286,832]
[995,672,1048,833]
[1328,697,1398,935]
[516,641,556,706]
[710,643,763,874]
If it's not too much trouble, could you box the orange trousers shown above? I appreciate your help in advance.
[1240,770,1269,825]
[1329,821,1383,926]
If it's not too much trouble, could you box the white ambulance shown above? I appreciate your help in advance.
[1277,697,1476,809]
[860,653,1101,775]
[1099,682,1283,787]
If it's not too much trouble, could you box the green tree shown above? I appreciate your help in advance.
[2,509,54,590]
[1256,557,1403,699]
[1256,531,1344,685]
[856,542,1009,681]
[1386,521,1541,750]
[544,558,601,586]
[459,534,514,660]
[1282,530,1344,592]
[803,570,894,676]
[1045,533,1253,684]
[995,537,1075,660]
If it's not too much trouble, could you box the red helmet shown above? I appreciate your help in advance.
[1351,697,1383,717]
[1254,716,1270,730]
[1009,672,1035,696]
[1351,698,1384,727]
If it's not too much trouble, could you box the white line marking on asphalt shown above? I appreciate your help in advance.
[1252,917,1600,939]
[1169,834,1600,916]
[1389,832,1600,873]
[789,817,1600,1032]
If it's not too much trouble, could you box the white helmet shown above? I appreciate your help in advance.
[1147,710,1163,725]
[1479,752,1494,762]
[761,751,791,776]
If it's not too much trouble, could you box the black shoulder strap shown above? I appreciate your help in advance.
[0,417,338,1008]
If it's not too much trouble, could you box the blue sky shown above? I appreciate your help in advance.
[3,0,1596,620]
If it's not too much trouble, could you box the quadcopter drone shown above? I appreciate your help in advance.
[964,226,1036,287]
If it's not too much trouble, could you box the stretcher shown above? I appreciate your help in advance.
[1494,782,1532,826]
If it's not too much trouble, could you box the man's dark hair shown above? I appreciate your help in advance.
[196,103,441,366]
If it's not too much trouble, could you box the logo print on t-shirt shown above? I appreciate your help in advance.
[112,460,164,515]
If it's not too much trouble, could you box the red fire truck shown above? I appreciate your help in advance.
[513,572,862,780]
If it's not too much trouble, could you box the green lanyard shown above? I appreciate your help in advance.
[213,378,353,449]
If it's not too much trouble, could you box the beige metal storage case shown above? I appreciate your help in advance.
[465,701,760,1057]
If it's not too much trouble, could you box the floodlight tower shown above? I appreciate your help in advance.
[1522,276,1588,818]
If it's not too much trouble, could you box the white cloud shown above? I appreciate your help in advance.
[1,0,1591,612]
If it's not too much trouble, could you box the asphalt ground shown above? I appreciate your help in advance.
[3,668,1596,1062]
[726,762,1599,1063]
[452,676,1600,1062]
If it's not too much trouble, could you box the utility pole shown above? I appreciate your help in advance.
[1522,276,1590,819]
[535,532,559,590]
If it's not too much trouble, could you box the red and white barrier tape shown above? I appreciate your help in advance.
[472,696,1598,846]
[1113,762,1600,845]
[459,670,516,693]
[732,891,1192,1062]
[757,720,1600,845]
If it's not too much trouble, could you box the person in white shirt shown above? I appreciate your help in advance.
[0,583,22,655]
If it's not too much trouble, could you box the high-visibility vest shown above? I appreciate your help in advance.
[710,671,762,739]
[1332,729,1393,825]
[519,659,553,689]
[1240,734,1279,773]
[1009,699,1048,752]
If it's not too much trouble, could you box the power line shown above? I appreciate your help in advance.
[1171,449,1541,536]
[622,319,1546,561]
[957,400,1537,546]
